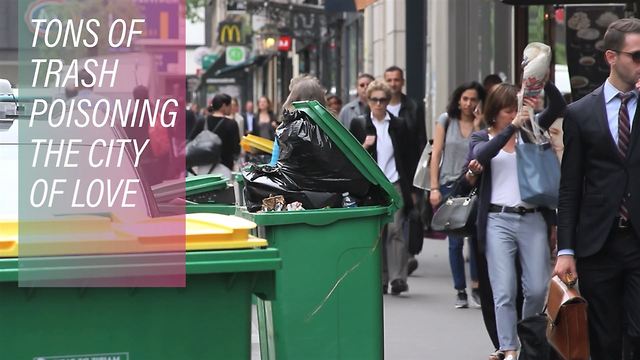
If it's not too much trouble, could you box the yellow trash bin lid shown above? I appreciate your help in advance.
[241,134,274,154]
[0,213,267,258]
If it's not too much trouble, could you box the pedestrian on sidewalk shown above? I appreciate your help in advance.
[469,81,565,360]
[188,93,240,177]
[243,100,254,135]
[429,81,486,309]
[385,65,427,274]
[326,94,342,116]
[554,18,640,360]
[339,73,373,130]
[251,96,277,141]
[350,80,418,295]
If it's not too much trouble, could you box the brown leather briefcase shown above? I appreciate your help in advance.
[545,275,590,360]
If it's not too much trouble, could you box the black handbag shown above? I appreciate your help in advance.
[404,208,424,255]
[186,118,223,169]
[430,187,477,237]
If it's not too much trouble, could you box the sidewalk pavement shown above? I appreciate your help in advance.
[384,237,493,359]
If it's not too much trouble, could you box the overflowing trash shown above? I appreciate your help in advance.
[242,108,379,212]
[242,163,344,212]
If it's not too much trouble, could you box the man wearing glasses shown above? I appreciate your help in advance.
[338,73,374,129]
[350,80,418,296]
[555,18,640,359]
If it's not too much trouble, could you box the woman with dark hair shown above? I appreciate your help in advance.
[188,93,240,176]
[251,95,277,140]
[429,81,486,309]
[469,81,565,360]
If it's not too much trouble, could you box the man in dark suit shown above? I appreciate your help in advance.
[555,18,640,360]
[242,100,254,135]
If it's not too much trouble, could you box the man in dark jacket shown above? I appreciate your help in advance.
[385,65,427,273]
[384,65,427,153]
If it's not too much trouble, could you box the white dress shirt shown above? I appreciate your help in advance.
[603,79,638,144]
[371,112,399,183]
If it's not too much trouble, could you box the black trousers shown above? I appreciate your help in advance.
[577,225,640,360]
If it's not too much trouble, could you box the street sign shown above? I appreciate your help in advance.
[202,54,219,70]
[218,21,243,45]
[206,78,236,84]
[225,46,246,66]
[277,36,292,52]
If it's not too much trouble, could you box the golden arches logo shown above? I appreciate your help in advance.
[219,23,242,45]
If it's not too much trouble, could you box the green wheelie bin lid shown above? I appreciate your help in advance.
[291,100,402,216]
[184,174,229,197]
[152,174,230,202]
[153,175,236,215]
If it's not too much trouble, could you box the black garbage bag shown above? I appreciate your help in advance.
[242,163,342,212]
[275,109,370,197]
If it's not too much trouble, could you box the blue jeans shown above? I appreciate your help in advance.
[486,211,550,351]
[441,183,479,290]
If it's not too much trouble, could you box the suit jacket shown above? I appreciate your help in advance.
[558,84,640,257]
[242,112,254,135]
[398,93,427,153]
[349,112,418,212]
[338,98,368,130]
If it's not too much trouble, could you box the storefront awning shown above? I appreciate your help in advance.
[213,55,270,77]
[325,0,377,12]
[502,0,625,4]
[199,55,226,84]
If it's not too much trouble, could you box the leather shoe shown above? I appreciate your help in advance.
[390,279,408,295]
[408,257,418,276]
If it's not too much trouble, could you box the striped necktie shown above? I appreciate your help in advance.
[616,92,633,219]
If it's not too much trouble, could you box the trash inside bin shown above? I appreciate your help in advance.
[243,107,383,211]
[0,213,280,360]
[242,100,401,360]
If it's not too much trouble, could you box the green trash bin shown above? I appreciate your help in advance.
[240,100,402,360]
[185,174,236,215]
[0,215,281,360]
[153,174,237,215]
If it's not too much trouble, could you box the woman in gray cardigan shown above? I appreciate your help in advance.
[468,81,565,360]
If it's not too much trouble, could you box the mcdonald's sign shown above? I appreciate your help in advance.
[218,22,243,45]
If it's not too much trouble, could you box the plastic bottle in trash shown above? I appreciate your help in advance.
[342,192,357,208]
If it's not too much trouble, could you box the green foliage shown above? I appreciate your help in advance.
[555,42,567,65]
[186,0,206,23]
[528,6,545,43]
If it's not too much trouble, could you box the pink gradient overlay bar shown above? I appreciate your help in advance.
[18,0,187,287]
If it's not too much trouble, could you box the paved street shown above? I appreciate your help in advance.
[384,237,492,359]
[252,236,493,359]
